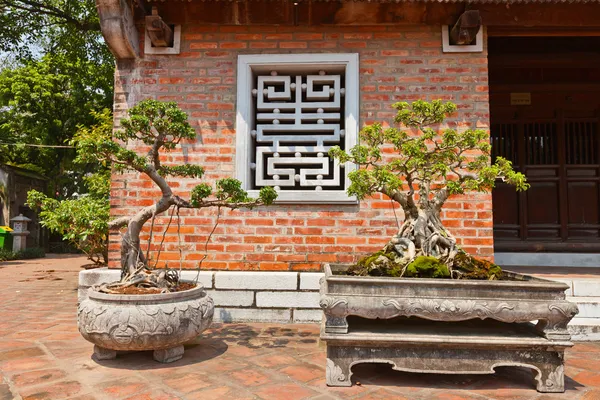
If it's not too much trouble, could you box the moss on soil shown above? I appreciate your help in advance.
[349,251,503,280]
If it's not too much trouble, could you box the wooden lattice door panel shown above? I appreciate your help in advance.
[564,119,600,240]
[491,122,521,240]
[491,116,600,251]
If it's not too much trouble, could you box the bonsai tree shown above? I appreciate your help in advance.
[75,99,277,292]
[329,100,528,279]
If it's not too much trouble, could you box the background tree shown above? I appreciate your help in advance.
[75,100,277,293]
[0,0,103,60]
[0,54,113,196]
[27,110,112,265]
[330,100,529,279]
[0,0,113,197]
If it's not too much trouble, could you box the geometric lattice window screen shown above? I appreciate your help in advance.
[235,54,359,203]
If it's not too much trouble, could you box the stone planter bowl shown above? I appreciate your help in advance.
[78,282,214,363]
[320,264,578,340]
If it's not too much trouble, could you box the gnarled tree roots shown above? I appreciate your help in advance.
[348,215,503,280]
[95,264,182,294]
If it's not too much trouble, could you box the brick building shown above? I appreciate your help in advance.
[85,0,600,323]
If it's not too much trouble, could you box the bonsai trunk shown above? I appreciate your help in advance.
[392,205,457,265]
[120,194,176,279]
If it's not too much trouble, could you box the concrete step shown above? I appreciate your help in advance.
[569,317,600,342]
[567,296,600,318]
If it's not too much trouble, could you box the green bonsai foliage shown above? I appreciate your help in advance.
[330,100,528,279]
[75,99,277,292]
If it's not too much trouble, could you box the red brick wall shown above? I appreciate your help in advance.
[109,24,492,271]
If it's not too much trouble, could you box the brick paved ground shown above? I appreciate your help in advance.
[1,255,599,400]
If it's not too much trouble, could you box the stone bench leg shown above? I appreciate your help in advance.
[326,358,352,387]
[324,315,348,334]
[535,363,565,393]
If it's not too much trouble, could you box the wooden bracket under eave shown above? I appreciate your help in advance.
[96,0,140,59]
[450,10,482,45]
[145,6,174,47]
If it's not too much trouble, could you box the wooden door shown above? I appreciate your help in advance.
[491,92,600,252]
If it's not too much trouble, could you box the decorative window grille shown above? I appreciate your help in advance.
[235,54,359,203]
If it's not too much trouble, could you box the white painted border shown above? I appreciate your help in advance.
[144,25,181,55]
[442,25,483,53]
[235,53,359,204]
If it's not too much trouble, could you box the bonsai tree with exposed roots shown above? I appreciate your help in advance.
[75,100,277,293]
[329,100,528,279]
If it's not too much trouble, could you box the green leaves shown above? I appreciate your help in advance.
[190,184,212,207]
[119,100,196,148]
[258,186,278,206]
[215,178,251,203]
[0,53,112,197]
[328,100,529,209]
[158,165,205,178]
[393,100,457,127]
[26,171,109,265]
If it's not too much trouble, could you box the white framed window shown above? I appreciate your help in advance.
[235,53,359,204]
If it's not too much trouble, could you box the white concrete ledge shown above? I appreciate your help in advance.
[568,297,600,318]
[214,308,291,323]
[79,267,214,288]
[573,280,600,297]
[214,271,297,290]
[569,317,600,342]
[207,290,254,307]
[293,309,322,323]
[256,291,320,308]
[496,252,600,268]
[300,273,324,290]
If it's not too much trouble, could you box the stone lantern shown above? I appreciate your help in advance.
[10,214,31,252]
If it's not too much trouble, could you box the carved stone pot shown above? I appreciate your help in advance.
[78,283,214,363]
[320,264,579,392]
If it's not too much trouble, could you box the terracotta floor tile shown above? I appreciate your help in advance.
[95,378,148,398]
[0,357,55,374]
[581,389,600,400]
[254,382,318,400]
[0,256,599,400]
[185,386,233,400]
[0,347,45,362]
[123,389,182,400]
[353,388,410,400]
[251,354,301,368]
[573,371,600,387]
[19,380,83,400]
[280,364,324,382]
[163,372,212,394]
[11,369,67,388]
[229,369,271,387]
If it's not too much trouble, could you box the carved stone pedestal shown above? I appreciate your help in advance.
[319,264,578,393]
[78,283,214,362]
[153,345,184,363]
[93,345,116,360]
